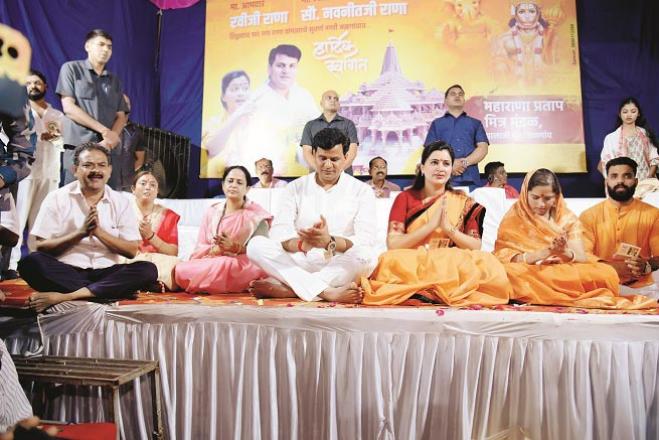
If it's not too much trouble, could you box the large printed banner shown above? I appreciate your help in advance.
[201,0,585,178]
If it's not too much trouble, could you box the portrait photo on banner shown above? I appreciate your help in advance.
[200,0,585,178]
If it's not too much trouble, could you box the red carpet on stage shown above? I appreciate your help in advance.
[0,279,35,308]
[40,423,116,440]
[4,277,659,439]
[3,278,659,316]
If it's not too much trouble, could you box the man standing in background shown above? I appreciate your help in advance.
[56,29,128,184]
[300,90,359,174]
[425,84,489,189]
[9,70,65,275]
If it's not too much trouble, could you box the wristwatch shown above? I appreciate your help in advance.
[325,236,337,259]
[644,261,652,275]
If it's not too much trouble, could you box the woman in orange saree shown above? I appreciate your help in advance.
[494,168,656,309]
[362,142,510,306]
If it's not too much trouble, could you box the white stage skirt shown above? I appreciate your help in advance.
[3,303,659,440]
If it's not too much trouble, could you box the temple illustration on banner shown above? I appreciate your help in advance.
[339,41,444,175]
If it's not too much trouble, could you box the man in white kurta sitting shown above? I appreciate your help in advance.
[17,143,157,312]
[247,128,377,303]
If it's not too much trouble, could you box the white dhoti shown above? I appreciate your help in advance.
[10,178,60,270]
[619,272,659,299]
[247,236,377,301]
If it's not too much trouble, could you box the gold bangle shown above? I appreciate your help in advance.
[522,252,529,264]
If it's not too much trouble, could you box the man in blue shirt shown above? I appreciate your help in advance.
[424,84,489,189]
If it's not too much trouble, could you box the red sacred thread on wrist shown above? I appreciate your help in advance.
[297,239,304,253]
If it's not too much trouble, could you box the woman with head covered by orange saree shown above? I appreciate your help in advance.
[494,168,656,309]
[361,141,510,306]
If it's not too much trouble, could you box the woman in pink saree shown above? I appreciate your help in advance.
[174,166,272,293]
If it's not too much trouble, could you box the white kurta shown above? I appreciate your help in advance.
[247,172,378,301]
[11,104,64,269]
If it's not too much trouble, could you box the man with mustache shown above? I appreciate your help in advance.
[56,29,129,184]
[247,128,377,304]
[9,70,65,277]
[17,143,157,312]
[252,158,287,188]
[580,157,659,292]
[366,156,400,198]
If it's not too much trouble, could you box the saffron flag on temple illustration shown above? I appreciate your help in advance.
[201,0,585,178]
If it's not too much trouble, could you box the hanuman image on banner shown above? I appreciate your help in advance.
[492,0,566,86]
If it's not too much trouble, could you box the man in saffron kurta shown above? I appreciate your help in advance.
[580,157,659,293]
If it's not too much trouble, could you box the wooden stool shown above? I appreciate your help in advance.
[12,355,164,440]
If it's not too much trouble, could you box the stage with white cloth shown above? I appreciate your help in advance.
[2,188,659,439]
[3,297,659,440]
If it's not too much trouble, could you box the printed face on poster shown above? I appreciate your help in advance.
[201,0,585,178]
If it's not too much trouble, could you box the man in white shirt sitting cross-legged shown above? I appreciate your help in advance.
[17,143,157,312]
[247,128,378,303]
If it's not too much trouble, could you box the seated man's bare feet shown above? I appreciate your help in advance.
[248,279,296,299]
[319,282,363,304]
[28,292,68,313]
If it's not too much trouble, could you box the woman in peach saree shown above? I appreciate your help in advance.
[362,142,510,306]
[494,168,656,309]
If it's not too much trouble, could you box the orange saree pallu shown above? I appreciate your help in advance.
[494,173,656,309]
[362,190,510,306]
